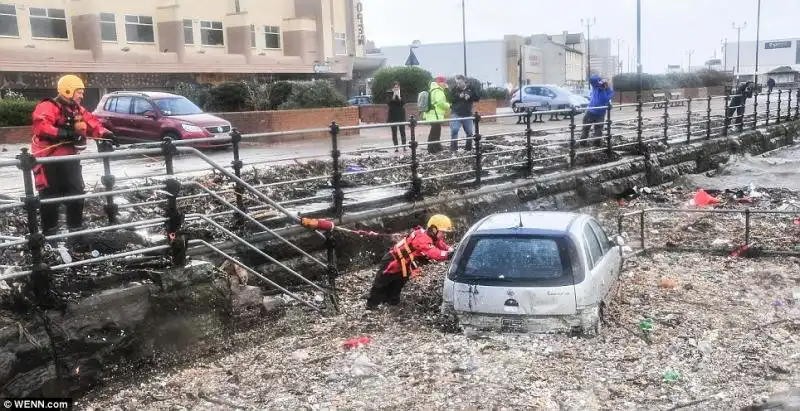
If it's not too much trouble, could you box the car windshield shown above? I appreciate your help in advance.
[153,97,203,116]
[456,235,570,281]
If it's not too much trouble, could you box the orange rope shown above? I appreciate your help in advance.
[31,136,114,157]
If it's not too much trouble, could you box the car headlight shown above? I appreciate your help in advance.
[181,123,203,133]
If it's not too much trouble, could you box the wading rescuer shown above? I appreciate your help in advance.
[31,74,117,240]
[366,214,455,310]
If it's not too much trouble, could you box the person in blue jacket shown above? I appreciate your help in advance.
[582,75,614,146]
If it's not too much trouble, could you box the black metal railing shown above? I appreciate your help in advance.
[1,88,799,308]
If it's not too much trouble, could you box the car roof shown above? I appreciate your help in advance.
[472,211,584,233]
[104,91,181,99]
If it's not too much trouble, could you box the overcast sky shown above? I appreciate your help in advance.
[360,0,799,73]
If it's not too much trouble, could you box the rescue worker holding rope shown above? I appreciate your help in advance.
[31,74,118,238]
[366,214,455,310]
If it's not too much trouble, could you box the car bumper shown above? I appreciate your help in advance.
[182,132,233,148]
[444,304,599,334]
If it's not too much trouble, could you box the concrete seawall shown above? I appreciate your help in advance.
[1,120,797,399]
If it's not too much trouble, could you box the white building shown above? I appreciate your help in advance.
[724,38,800,75]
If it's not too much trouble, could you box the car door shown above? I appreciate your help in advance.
[450,234,578,318]
[105,96,135,141]
[583,221,617,303]
[130,97,162,141]
[588,220,621,288]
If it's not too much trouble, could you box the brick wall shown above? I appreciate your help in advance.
[214,107,359,142]
[0,126,28,145]
[358,99,499,124]
[0,107,360,145]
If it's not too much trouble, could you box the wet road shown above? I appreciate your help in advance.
[0,96,780,196]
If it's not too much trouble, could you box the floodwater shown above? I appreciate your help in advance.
[689,143,800,190]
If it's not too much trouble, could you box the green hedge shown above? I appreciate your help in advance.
[0,99,38,127]
[612,69,732,92]
[174,80,346,112]
[370,66,433,104]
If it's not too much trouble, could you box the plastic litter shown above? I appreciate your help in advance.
[345,164,363,172]
[56,245,72,264]
[690,189,720,207]
[639,318,654,332]
[91,250,100,258]
[342,336,371,350]
[662,370,681,382]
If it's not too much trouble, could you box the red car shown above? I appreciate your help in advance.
[93,91,232,146]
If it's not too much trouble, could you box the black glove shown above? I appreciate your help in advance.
[103,132,120,147]
[96,139,114,153]
[57,127,78,142]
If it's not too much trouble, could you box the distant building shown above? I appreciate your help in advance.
[666,65,682,74]
[724,38,800,75]
[528,33,584,87]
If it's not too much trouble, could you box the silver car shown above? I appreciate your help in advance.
[441,211,623,336]
[509,85,589,115]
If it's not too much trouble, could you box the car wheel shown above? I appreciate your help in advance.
[162,131,181,142]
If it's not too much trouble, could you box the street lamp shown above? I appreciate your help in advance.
[636,0,641,103]
[581,17,596,79]
[616,39,624,74]
[721,38,728,72]
[461,0,467,76]
[754,0,761,86]
[732,21,747,77]
[686,49,694,72]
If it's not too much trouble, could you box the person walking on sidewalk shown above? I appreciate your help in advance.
[422,76,450,154]
[581,75,614,146]
[725,81,754,132]
[448,75,480,151]
[386,82,407,152]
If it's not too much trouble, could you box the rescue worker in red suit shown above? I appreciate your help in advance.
[366,214,455,310]
[31,74,117,238]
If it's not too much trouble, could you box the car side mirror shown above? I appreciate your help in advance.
[143,111,157,119]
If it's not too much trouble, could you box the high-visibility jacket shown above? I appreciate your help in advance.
[30,98,108,190]
[384,226,451,278]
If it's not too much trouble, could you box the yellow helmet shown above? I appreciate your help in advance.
[426,214,453,232]
[57,74,85,99]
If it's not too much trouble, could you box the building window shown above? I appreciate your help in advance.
[250,24,255,48]
[334,32,346,55]
[183,19,193,44]
[125,15,155,43]
[100,12,116,42]
[0,3,19,37]
[200,20,223,46]
[264,25,280,49]
[29,7,67,39]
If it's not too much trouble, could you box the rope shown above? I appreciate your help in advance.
[31,136,115,157]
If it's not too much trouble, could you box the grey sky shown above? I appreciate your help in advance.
[361,0,798,73]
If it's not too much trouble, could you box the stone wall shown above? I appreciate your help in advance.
[614,86,726,104]
[0,107,359,145]
[357,99,498,124]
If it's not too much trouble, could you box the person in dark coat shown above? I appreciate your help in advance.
[725,81,754,132]
[767,77,776,94]
[386,82,407,152]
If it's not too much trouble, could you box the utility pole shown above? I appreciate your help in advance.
[754,0,761,86]
[461,0,467,76]
[234,0,241,13]
[732,21,747,78]
[636,0,641,103]
[617,39,623,74]
[686,49,694,72]
[581,17,596,80]
[721,38,727,72]
[518,44,523,90]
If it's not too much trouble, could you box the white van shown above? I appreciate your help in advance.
[441,211,623,335]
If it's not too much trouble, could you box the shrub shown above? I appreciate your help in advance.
[279,80,347,110]
[266,81,293,110]
[370,66,433,104]
[205,81,252,112]
[612,69,732,92]
[174,82,210,109]
[0,99,38,127]
[484,87,509,100]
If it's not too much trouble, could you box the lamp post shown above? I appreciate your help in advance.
[754,0,761,86]
[617,39,623,74]
[636,0,641,103]
[686,49,694,72]
[581,17,596,79]
[721,38,728,72]
[461,0,467,76]
[732,21,747,78]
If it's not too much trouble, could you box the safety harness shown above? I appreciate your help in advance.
[390,229,424,278]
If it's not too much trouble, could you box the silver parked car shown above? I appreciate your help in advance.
[441,211,623,336]
[509,84,589,115]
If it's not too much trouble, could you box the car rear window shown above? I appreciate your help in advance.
[453,234,577,286]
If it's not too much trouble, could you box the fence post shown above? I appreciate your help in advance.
[765,89,772,126]
[639,211,646,251]
[16,148,48,298]
[795,88,800,120]
[776,89,782,124]
[161,137,186,266]
[785,89,791,122]
[744,208,751,246]
[752,89,759,130]
[329,121,344,220]
[686,97,692,143]
[722,93,730,137]
[324,231,340,313]
[525,110,533,174]
[229,128,245,228]
[605,102,613,156]
[100,153,117,225]
[636,100,644,154]
[407,116,423,201]
[473,112,483,185]
[661,96,669,146]
[568,108,577,168]
[705,95,712,139]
